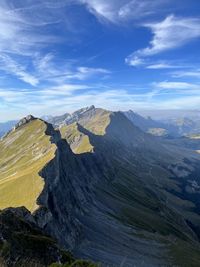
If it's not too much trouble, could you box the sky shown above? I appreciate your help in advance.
[0,0,200,121]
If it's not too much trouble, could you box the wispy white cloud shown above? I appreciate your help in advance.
[2,80,200,121]
[78,0,168,24]
[155,81,200,90]
[66,67,110,80]
[0,2,59,56]
[146,63,180,69]
[0,0,199,120]
[118,0,166,20]
[126,15,200,66]
[172,69,200,78]
[33,53,111,82]
[155,95,200,109]
[0,1,62,85]
[38,84,91,97]
[127,56,145,67]
[0,54,39,86]
[0,1,111,86]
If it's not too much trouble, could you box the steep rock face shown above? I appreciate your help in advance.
[35,138,98,250]
[124,110,163,131]
[124,110,179,137]
[64,106,96,126]
[33,111,200,266]
[2,111,200,266]
[44,106,96,127]
[0,207,75,267]
[44,113,71,127]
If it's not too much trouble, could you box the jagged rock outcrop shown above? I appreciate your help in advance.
[44,106,96,127]
[13,115,36,130]
[0,207,75,267]
[0,207,97,267]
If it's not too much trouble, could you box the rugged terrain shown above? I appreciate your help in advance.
[0,207,96,267]
[1,107,200,266]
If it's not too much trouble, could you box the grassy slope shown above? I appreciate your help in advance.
[0,120,56,212]
[60,123,93,154]
[77,108,111,136]
[60,109,111,154]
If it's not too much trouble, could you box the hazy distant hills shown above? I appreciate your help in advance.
[124,110,200,137]
[1,107,200,266]
[138,109,200,136]
[2,106,200,139]
[42,106,200,138]
[124,110,174,137]
[162,117,200,136]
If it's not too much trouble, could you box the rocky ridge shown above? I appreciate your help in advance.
[1,109,200,266]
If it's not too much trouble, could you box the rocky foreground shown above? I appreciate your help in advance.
[0,207,96,267]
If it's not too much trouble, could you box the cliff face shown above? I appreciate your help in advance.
[0,207,76,267]
[2,112,200,266]
[32,113,200,266]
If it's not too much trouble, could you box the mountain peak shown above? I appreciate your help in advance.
[14,115,36,130]
[71,105,95,116]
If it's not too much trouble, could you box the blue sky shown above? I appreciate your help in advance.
[0,0,200,121]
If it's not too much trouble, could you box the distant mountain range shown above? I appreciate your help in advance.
[1,106,200,266]
[41,106,200,137]
[2,107,200,139]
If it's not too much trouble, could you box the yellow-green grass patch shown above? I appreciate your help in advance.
[0,120,56,212]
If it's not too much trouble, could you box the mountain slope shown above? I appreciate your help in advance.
[42,113,70,127]
[39,110,200,266]
[60,122,93,154]
[1,110,200,266]
[44,106,96,127]
[0,116,57,212]
[59,107,111,153]
[163,117,200,136]
[124,110,179,137]
[124,110,164,131]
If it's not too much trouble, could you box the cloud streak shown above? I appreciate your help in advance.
[155,81,200,90]
[0,54,39,86]
[78,0,168,24]
[0,1,111,86]
[2,79,200,121]
[172,69,200,78]
[126,15,200,66]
